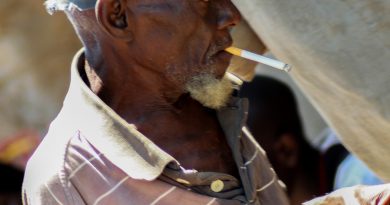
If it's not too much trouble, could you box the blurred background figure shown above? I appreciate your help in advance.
[240,75,383,205]
[240,76,325,205]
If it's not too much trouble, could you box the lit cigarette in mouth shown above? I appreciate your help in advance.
[225,47,292,72]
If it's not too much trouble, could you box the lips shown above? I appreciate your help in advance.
[199,34,234,78]
[207,43,233,78]
[208,36,233,59]
[205,36,233,66]
[213,49,232,62]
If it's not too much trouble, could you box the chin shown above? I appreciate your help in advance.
[185,73,234,110]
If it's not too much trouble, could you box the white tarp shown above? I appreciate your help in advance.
[233,0,390,181]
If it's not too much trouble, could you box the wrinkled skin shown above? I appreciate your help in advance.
[66,0,241,176]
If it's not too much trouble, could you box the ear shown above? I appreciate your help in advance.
[95,0,133,41]
[273,133,299,168]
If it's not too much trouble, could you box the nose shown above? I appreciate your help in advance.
[216,0,242,30]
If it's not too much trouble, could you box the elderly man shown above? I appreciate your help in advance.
[22,0,289,204]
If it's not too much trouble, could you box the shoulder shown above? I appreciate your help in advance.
[22,128,86,205]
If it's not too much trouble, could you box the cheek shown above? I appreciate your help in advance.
[173,28,214,76]
[131,3,214,75]
[163,29,213,76]
[131,24,180,68]
[137,24,177,51]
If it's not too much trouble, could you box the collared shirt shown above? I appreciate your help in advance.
[22,49,289,205]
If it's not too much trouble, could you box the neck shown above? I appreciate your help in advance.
[82,48,237,176]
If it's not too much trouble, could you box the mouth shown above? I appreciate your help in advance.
[205,37,234,77]
[213,50,233,64]
[208,37,233,58]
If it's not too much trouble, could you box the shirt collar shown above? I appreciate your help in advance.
[59,49,177,181]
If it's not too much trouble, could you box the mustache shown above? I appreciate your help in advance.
[206,36,233,59]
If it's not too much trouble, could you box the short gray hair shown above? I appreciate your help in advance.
[44,0,96,14]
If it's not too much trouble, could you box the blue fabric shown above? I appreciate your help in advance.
[334,154,383,189]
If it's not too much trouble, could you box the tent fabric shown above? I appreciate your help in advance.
[232,0,390,181]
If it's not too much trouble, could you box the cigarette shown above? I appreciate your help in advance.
[225,47,292,72]
[225,72,243,86]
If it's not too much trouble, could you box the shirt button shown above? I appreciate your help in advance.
[211,180,224,193]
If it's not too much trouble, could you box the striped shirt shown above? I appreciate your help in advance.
[22,49,289,205]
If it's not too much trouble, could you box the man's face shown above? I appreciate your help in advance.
[127,0,241,90]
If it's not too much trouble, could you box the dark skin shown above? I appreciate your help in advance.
[66,0,241,176]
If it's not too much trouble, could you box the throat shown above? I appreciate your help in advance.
[135,97,239,178]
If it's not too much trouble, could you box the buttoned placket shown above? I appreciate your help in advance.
[218,98,260,204]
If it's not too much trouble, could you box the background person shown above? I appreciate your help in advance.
[240,76,384,204]
[240,76,324,205]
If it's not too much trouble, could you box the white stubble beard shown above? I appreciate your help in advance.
[185,73,234,110]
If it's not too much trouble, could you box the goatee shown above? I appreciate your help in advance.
[185,73,234,110]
